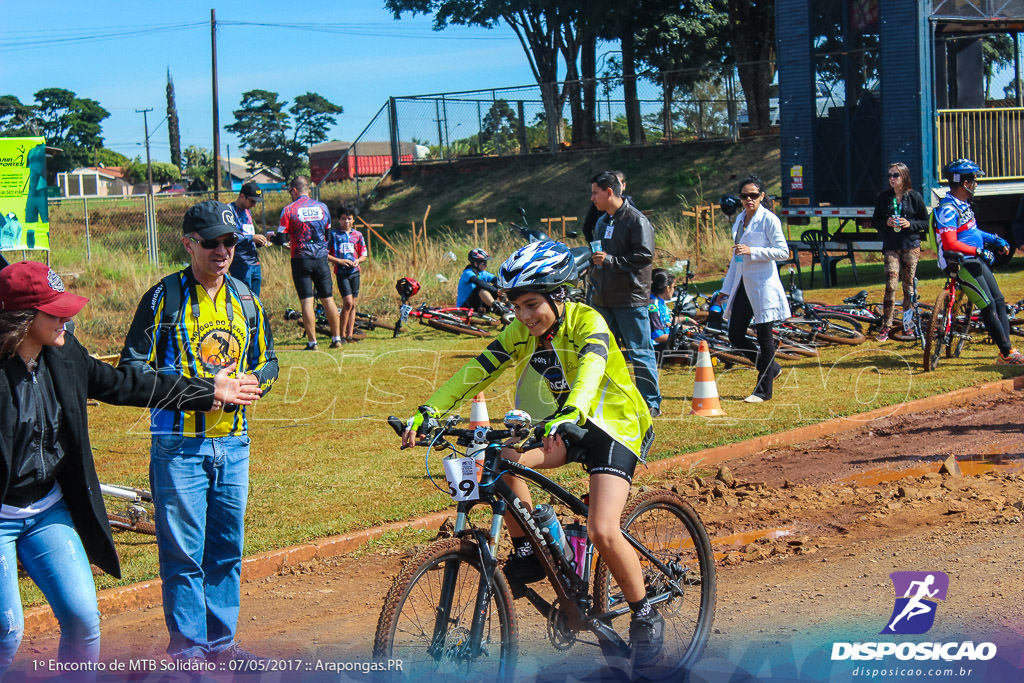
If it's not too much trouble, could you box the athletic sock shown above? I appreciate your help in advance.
[511,536,534,558]
[628,597,653,619]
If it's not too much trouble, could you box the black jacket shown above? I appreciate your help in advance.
[588,201,655,308]
[872,188,929,251]
[0,333,216,578]
[582,194,634,243]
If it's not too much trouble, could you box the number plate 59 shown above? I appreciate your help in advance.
[442,457,479,501]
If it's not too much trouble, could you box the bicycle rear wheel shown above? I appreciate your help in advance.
[426,317,491,337]
[374,538,517,681]
[593,490,716,679]
[949,292,973,359]
[357,313,396,332]
[814,313,866,345]
[924,290,952,372]
[107,514,156,536]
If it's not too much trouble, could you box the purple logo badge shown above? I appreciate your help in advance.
[881,571,949,635]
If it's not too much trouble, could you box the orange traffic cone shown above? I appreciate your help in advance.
[469,392,490,427]
[690,341,726,416]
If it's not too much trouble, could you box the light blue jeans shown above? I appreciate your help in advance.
[150,434,250,659]
[0,499,100,680]
[229,262,262,297]
[590,303,662,410]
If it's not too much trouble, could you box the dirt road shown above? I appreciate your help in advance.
[13,394,1024,682]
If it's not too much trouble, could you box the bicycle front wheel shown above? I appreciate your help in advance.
[374,538,518,681]
[924,290,952,372]
[593,490,716,678]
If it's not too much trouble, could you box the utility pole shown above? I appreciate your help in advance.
[136,108,154,193]
[136,107,156,265]
[211,8,221,200]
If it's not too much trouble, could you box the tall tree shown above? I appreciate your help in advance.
[226,89,342,180]
[1,88,110,180]
[290,93,344,148]
[480,99,519,154]
[385,0,573,148]
[166,69,182,170]
[726,0,776,132]
[633,0,729,140]
[0,95,35,135]
[226,89,291,174]
[982,34,1015,100]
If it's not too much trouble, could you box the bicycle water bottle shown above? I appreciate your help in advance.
[564,522,587,577]
[532,504,572,561]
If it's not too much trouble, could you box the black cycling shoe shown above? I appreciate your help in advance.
[629,609,665,665]
[503,553,545,585]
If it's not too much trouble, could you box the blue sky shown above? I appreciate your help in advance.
[2,1,537,163]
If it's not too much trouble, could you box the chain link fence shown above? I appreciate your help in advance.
[390,65,749,162]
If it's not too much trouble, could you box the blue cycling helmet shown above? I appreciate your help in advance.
[497,241,577,293]
[943,158,985,183]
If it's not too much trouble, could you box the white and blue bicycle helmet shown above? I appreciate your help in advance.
[497,241,578,293]
[943,158,984,183]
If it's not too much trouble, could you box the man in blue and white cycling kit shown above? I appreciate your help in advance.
[934,158,1024,365]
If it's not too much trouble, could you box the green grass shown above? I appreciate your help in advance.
[19,141,1024,606]
[45,257,1022,605]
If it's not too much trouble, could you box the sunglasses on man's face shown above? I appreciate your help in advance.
[190,235,238,250]
[739,192,762,200]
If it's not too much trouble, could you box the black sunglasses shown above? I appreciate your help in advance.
[738,192,762,200]
[190,234,238,249]
[888,173,901,179]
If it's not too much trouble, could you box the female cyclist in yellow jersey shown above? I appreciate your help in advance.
[402,240,662,662]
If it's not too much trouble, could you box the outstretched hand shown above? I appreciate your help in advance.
[213,362,262,407]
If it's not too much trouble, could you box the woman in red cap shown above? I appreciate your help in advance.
[0,261,261,677]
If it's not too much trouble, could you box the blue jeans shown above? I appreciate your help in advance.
[150,434,250,659]
[590,304,662,409]
[229,262,262,297]
[0,500,100,680]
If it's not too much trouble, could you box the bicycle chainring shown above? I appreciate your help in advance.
[546,599,577,651]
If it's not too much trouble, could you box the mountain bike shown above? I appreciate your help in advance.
[374,412,716,681]
[101,483,156,536]
[406,303,495,337]
[889,278,930,348]
[924,254,980,372]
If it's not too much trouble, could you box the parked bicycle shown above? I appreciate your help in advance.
[101,483,155,536]
[923,253,979,372]
[374,411,716,681]
[888,278,930,348]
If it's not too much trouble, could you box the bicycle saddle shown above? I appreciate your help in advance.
[843,290,869,305]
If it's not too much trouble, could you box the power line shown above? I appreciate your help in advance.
[0,22,204,51]
[0,18,514,51]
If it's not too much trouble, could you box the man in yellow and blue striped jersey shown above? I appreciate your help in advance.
[120,200,278,664]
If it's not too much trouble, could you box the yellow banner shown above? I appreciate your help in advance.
[0,136,50,251]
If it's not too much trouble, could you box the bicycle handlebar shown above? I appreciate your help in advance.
[386,415,586,452]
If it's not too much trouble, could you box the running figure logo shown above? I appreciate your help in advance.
[881,571,949,635]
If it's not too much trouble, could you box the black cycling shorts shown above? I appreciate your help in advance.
[291,257,333,300]
[336,271,360,298]
[564,420,639,484]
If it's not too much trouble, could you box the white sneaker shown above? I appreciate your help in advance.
[743,395,765,404]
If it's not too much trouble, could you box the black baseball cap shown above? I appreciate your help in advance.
[240,182,263,199]
[182,200,237,240]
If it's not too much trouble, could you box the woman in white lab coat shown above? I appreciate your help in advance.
[717,176,791,402]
